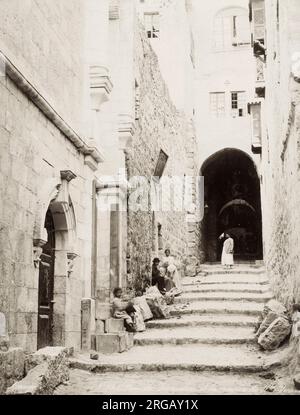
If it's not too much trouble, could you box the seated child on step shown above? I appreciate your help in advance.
[112,287,136,333]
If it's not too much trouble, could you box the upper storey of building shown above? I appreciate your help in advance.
[136,0,196,117]
[190,0,259,166]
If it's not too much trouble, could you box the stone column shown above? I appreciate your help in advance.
[94,180,128,326]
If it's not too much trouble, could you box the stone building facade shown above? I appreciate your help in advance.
[0,0,199,353]
[256,0,300,307]
[190,0,264,263]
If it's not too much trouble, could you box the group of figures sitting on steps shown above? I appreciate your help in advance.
[111,249,182,334]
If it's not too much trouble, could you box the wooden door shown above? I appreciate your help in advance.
[37,209,55,350]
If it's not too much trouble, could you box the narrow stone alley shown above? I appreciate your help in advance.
[55,265,299,395]
[1,0,300,398]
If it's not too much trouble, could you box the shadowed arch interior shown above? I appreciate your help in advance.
[201,149,263,262]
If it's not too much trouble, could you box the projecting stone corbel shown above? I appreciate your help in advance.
[109,0,120,20]
[33,239,47,268]
[67,252,79,278]
[90,65,113,110]
[53,170,77,207]
[118,114,135,151]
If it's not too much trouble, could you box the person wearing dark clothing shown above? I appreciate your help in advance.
[151,258,166,293]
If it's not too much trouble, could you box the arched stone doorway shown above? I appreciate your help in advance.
[201,149,263,263]
[35,184,77,349]
[37,208,55,350]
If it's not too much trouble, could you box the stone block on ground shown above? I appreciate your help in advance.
[105,318,125,334]
[95,333,127,354]
[256,312,278,337]
[9,346,71,395]
[0,348,26,395]
[90,352,99,361]
[258,316,291,351]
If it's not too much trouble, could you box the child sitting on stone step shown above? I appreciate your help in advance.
[112,288,136,333]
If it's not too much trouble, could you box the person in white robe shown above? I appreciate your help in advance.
[220,233,234,269]
[162,249,182,294]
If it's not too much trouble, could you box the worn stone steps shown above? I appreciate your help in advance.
[175,291,273,304]
[146,314,258,329]
[183,275,268,286]
[200,266,265,274]
[134,326,256,346]
[70,343,285,374]
[183,283,270,294]
[170,300,264,316]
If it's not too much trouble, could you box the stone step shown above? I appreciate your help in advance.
[183,275,269,286]
[175,292,273,304]
[200,267,265,275]
[146,314,258,329]
[183,283,270,294]
[69,343,285,374]
[170,300,264,316]
[134,326,256,346]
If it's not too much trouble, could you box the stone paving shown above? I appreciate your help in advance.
[55,265,297,395]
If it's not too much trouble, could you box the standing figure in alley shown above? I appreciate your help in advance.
[219,233,234,269]
[162,249,182,294]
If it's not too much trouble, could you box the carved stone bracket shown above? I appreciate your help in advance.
[90,65,113,110]
[53,170,77,208]
[118,114,135,151]
[60,170,77,183]
[109,0,120,20]
[33,239,47,268]
[67,252,79,277]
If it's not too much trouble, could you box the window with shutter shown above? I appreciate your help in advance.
[210,92,225,117]
[144,13,160,39]
[231,92,246,117]
[213,8,251,52]
[252,1,265,43]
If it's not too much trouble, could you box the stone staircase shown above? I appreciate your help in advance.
[70,265,290,374]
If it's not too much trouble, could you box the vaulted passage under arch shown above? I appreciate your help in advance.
[201,149,263,263]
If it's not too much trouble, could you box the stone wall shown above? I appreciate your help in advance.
[0,0,86,133]
[126,25,199,291]
[262,0,300,308]
[0,1,97,352]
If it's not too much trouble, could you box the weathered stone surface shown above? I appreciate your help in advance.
[256,312,278,338]
[90,352,99,361]
[125,333,134,350]
[0,336,10,352]
[291,311,300,338]
[255,300,288,337]
[258,317,291,351]
[0,348,25,395]
[293,373,300,390]
[6,347,71,395]
[81,298,96,352]
[95,334,127,354]
[126,27,199,292]
[105,318,125,334]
